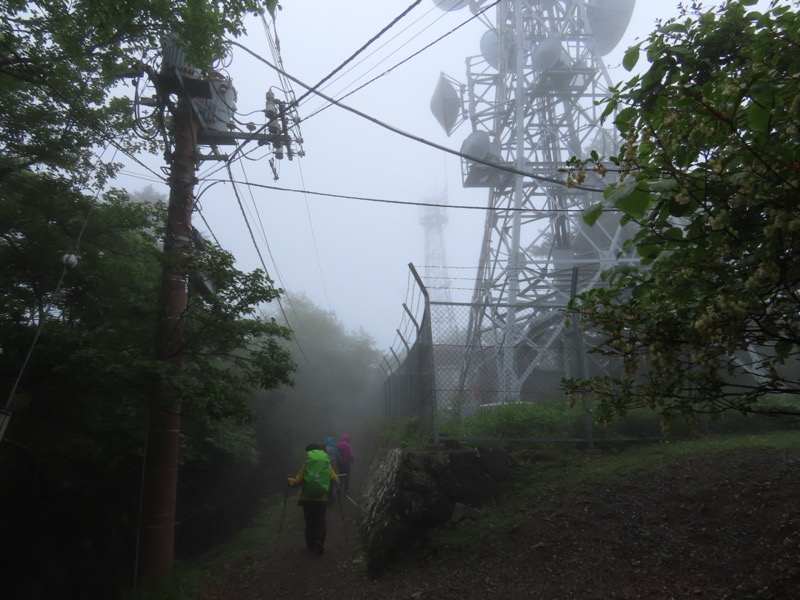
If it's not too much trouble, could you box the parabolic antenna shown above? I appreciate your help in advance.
[461,130,491,161]
[470,0,495,14]
[432,0,469,11]
[480,30,501,69]
[430,73,461,136]
[531,37,563,71]
[586,0,636,56]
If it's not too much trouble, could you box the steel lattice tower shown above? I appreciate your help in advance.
[431,0,638,404]
[420,193,459,341]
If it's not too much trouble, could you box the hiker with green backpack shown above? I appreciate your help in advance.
[287,442,341,555]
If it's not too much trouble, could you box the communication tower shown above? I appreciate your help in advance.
[430,0,638,403]
[419,193,458,340]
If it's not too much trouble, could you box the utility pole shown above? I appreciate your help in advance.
[136,95,197,583]
[134,38,303,584]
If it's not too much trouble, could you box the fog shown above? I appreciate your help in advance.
[119,0,759,352]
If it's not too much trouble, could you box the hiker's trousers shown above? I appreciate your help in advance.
[300,501,327,551]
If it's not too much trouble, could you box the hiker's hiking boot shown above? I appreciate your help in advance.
[314,543,325,556]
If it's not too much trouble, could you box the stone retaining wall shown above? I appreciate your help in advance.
[359,446,512,574]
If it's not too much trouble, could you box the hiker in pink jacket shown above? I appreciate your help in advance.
[335,434,355,494]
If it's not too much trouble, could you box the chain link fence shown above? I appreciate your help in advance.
[379,265,798,445]
[379,266,614,445]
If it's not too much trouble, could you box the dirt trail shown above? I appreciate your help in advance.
[196,445,800,600]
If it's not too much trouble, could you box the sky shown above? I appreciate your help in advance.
[118,0,764,353]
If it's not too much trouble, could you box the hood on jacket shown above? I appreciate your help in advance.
[324,436,335,447]
[341,434,350,442]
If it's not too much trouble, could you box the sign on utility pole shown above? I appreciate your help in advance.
[134,38,303,583]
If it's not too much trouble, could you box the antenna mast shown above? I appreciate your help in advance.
[430,0,638,404]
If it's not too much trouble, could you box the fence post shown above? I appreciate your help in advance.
[408,263,438,443]
[570,267,594,450]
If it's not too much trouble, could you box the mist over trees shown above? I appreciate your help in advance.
[566,0,800,423]
[0,178,298,597]
[253,294,383,452]
[1,1,302,597]
[0,169,380,599]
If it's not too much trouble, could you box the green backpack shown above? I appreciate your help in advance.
[302,449,331,497]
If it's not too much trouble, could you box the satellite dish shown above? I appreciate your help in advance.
[531,37,563,71]
[586,0,636,56]
[432,0,469,11]
[461,131,491,161]
[430,73,461,136]
[470,0,493,14]
[480,30,501,69]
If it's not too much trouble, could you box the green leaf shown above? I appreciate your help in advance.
[663,226,684,241]
[608,184,651,221]
[660,23,689,34]
[648,178,678,193]
[747,101,772,132]
[604,180,637,203]
[583,202,605,226]
[631,283,652,300]
[615,106,638,133]
[623,45,640,72]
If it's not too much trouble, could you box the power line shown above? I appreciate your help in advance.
[293,0,425,106]
[2,145,117,423]
[297,1,446,115]
[226,40,606,194]
[295,161,333,312]
[204,177,611,213]
[224,162,312,364]
[302,0,501,123]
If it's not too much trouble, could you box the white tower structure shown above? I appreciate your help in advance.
[419,193,459,340]
[430,0,638,403]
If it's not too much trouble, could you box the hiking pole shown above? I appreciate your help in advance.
[275,483,289,553]
[344,493,360,508]
[337,484,349,541]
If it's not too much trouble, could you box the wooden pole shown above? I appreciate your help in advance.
[136,95,197,583]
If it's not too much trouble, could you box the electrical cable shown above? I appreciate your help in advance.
[0,36,165,187]
[296,1,446,114]
[293,0,425,107]
[204,177,608,213]
[257,12,329,313]
[2,145,118,419]
[226,40,606,194]
[224,163,280,291]
[295,162,333,313]
[224,162,312,364]
[303,0,502,123]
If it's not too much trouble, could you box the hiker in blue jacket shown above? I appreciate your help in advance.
[323,436,341,509]
[288,442,340,555]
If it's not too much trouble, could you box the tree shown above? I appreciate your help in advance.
[0,176,295,598]
[564,0,800,423]
[1,0,288,588]
[254,294,382,451]
[0,0,279,183]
